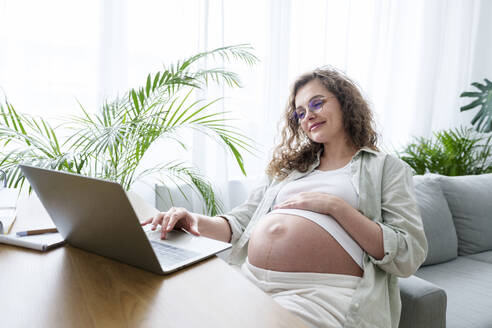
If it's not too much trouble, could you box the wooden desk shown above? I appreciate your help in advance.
[0,196,306,328]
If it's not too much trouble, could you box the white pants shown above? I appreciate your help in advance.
[241,258,361,328]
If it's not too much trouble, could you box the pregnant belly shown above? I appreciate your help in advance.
[247,213,363,276]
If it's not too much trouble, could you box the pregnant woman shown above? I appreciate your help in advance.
[143,67,428,328]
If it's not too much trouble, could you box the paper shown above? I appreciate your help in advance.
[0,232,65,251]
[0,188,18,208]
[0,188,19,234]
[0,209,16,234]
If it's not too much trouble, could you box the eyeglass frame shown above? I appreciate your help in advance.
[292,95,336,124]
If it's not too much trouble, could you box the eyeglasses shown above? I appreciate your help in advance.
[293,96,334,123]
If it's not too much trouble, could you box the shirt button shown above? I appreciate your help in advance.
[354,302,360,309]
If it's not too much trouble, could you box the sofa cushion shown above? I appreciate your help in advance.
[416,257,492,328]
[413,175,458,265]
[464,250,492,264]
[436,174,492,255]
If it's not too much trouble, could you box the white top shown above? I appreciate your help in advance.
[270,162,364,268]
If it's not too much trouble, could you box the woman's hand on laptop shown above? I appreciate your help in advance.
[141,207,200,239]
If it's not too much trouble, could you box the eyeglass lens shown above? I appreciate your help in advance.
[294,97,325,121]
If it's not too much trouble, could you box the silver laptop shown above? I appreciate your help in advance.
[19,164,231,274]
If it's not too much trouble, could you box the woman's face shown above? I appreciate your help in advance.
[294,79,347,145]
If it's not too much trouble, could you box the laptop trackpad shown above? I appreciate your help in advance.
[149,240,201,268]
[145,227,230,254]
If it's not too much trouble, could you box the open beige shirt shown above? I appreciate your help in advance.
[220,147,428,328]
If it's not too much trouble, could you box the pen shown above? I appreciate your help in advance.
[16,228,58,237]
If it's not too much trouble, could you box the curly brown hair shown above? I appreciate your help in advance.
[266,67,379,180]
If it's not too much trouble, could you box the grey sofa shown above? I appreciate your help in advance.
[399,173,492,328]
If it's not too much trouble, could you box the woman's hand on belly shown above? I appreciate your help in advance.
[273,192,385,260]
[273,192,346,216]
[274,192,384,260]
[247,213,363,276]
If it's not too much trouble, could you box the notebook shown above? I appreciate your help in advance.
[0,232,65,251]
[19,164,231,274]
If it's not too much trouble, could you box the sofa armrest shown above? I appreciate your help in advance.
[398,275,447,328]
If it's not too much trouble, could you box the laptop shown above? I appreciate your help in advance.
[19,164,231,275]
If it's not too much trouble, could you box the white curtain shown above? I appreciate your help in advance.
[1,0,491,207]
[213,0,491,180]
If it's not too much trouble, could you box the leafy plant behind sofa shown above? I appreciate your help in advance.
[397,126,492,176]
[0,44,258,215]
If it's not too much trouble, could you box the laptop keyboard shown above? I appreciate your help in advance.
[150,241,200,267]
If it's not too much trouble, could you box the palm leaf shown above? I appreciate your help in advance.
[139,161,223,215]
[1,44,258,214]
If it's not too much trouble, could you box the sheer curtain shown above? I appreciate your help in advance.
[1,0,490,207]
[214,0,490,179]
[0,0,100,117]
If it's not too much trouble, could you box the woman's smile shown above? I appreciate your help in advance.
[309,121,326,131]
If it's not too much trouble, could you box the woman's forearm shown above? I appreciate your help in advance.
[195,214,232,243]
[332,199,385,260]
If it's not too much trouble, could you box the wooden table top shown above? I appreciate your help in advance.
[0,195,306,328]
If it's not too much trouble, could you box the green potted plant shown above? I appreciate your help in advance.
[397,126,492,176]
[398,77,492,176]
[0,44,258,215]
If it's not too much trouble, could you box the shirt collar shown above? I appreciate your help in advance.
[289,146,378,179]
[315,146,379,162]
[355,146,379,156]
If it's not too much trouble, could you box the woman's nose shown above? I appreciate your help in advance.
[305,109,316,121]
